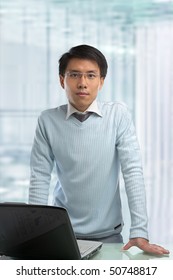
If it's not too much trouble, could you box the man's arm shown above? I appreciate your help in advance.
[29,114,54,205]
[116,105,169,255]
[116,105,148,240]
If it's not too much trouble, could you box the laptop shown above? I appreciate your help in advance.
[0,203,102,260]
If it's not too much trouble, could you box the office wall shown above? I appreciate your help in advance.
[0,0,173,243]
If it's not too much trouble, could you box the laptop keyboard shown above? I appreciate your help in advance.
[77,240,93,254]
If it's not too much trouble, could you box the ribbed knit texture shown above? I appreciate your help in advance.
[29,101,148,240]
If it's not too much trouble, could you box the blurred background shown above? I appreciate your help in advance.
[0,0,173,244]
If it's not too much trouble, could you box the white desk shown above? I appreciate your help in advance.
[0,243,172,260]
[91,243,172,260]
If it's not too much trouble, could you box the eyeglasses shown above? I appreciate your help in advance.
[65,71,100,80]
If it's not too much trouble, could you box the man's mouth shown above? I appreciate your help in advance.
[76,92,89,96]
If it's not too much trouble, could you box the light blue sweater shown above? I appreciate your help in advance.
[29,101,148,240]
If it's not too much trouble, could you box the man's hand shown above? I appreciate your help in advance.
[122,237,170,255]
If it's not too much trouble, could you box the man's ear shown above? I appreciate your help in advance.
[59,75,65,89]
[99,77,105,90]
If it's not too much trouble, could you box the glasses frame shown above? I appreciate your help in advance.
[65,71,100,80]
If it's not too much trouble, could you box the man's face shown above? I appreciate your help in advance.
[59,58,104,112]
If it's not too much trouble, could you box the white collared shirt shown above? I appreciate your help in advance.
[66,99,102,120]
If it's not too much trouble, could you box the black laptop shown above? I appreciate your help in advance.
[0,203,102,260]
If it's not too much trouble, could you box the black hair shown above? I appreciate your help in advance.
[59,44,108,78]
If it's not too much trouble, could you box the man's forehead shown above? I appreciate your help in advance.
[66,58,100,72]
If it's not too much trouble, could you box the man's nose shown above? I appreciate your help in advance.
[77,76,87,88]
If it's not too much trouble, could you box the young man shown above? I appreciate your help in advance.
[29,45,169,255]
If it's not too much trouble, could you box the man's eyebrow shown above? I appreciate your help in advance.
[68,69,98,73]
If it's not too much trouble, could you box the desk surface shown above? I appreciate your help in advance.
[0,243,172,260]
[91,243,172,260]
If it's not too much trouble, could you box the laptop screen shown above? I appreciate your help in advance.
[0,203,81,259]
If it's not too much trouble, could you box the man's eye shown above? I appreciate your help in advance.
[87,74,96,79]
[70,73,78,78]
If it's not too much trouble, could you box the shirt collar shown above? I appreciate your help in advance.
[66,99,102,120]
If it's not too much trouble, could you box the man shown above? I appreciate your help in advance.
[29,44,169,255]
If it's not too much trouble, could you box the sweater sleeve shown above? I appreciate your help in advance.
[29,114,54,205]
[116,105,149,240]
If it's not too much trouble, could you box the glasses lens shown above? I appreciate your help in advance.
[66,72,99,80]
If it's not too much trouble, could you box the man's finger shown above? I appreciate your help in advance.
[122,242,132,251]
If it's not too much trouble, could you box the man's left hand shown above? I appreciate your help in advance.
[122,238,170,255]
